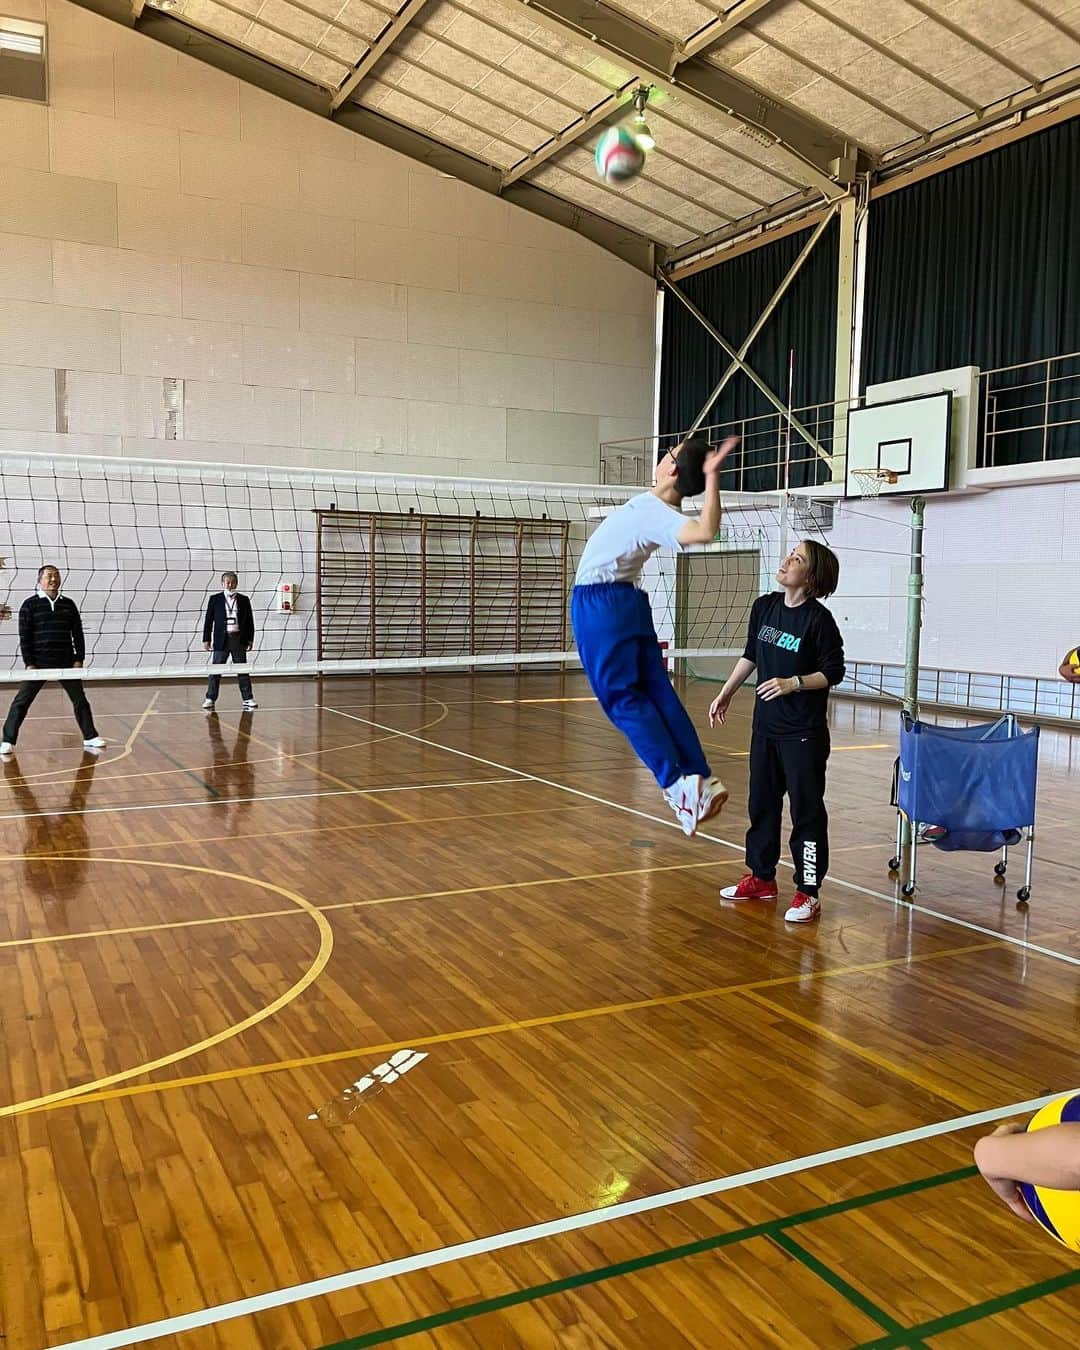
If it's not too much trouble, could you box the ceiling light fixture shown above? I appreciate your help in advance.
[631,85,655,152]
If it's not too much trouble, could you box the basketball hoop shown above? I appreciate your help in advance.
[852,468,900,498]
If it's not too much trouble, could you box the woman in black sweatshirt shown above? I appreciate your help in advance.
[709,539,845,923]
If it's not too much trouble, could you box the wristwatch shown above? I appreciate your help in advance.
[794,675,804,691]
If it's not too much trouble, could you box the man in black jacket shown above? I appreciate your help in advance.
[0,565,106,754]
[202,571,257,710]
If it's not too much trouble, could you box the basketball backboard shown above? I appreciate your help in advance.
[845,390,952,498]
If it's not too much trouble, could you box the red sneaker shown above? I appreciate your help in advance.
[719,874,779,902]
[784,891,821,923]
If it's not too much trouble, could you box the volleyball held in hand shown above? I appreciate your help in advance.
[595,126,646,185]
[1019,1092,1080,1252]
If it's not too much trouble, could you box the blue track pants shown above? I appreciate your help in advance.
[571,582,710,790]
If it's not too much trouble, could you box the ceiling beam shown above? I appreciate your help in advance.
[331,0,434,110]
[670,92,1080,278]
[500,82,637,187]
[1012,0,1080,44]
[664,188,826,267]
[903,0,1042,88]
[66,3,658,272]
[678,0,779,64]
[335,100,662,263]
[880,70,1080,172]
[874,91,1080,194]
[492,0,864,193]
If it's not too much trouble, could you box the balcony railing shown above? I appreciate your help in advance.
[979,350,1080,467]
[841,659,1079,722]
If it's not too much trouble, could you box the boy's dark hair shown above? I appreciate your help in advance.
[221,571,239,585]
[673,433,712,499]
[802,539,840,599]
[37,564,59,579]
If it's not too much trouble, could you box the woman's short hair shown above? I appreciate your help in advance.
[802,539,840,599]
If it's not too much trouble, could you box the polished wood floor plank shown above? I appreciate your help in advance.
[0,672,1078,1348]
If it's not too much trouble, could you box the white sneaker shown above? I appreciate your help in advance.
[697,776,728,826]
[784,892,821,923]
[0,741,13,755]
[83,736,107,749]
[242,699,258,710]
[202,698,215,710]
[663,774,703,837]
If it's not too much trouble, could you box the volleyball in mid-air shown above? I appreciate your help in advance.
[595,126,646,185]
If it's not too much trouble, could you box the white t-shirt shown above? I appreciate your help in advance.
[574,492,687,586]
[224,591,239,633]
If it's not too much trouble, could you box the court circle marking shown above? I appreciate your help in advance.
[0,855,334,1118]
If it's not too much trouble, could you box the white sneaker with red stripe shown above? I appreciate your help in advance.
[784,891,821,922]
[663,774,703,836]
[719,874,778,902]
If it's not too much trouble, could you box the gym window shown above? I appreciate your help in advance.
[0,18,47,103]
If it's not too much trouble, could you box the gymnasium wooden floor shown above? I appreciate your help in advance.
[1,671,1078,1349]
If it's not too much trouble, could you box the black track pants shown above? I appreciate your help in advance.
[745,733,830,896]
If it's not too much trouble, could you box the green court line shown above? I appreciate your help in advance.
[317,1165,977,1350]
[771,1230,923,1346]
[853,1266,1080,1348]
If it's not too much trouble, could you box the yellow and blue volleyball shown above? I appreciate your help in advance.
[1068,648,1080,669]
[1019,1092,1080,1252]
[595,126,646,185]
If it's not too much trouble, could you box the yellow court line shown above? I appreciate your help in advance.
[718,742,894,758]
[737,988,981,1112]
[0,856,333,1118]
[490,698,597,705]
[2,799,595,859]
[5,690,160,785]
[0,699,452,791]
[0,856,737,952]
[513,700,892,758]
[831,743,894,752]
[34,937,1002,1116]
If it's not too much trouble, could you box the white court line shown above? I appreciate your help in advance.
[42,708,1080,1348]
[12,704,337,723]
[325,707,1080,970]
[0,777,522,824]
[50,1085,1076,1350]
[13,695,572,724]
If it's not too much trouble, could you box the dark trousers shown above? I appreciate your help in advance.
[206,634,253,702]
[746,732,831,896]
[2,679,98,746]
[571,583,709,789]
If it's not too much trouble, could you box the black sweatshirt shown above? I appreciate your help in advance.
[743,592,846,738]
[18,593,87,667]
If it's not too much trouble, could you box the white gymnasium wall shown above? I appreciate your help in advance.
[0,0,656,482]
[827,479,1076,680]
